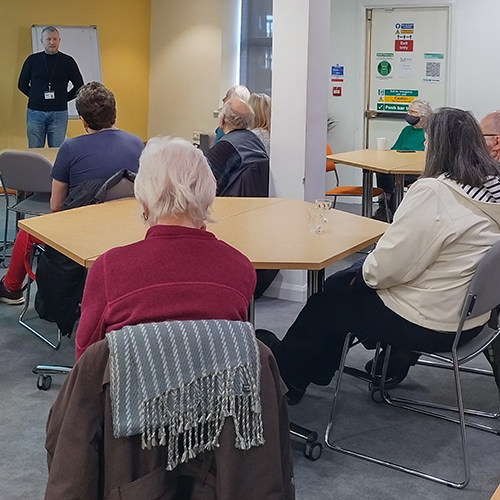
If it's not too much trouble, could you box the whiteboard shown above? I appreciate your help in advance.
[31,25,102,119]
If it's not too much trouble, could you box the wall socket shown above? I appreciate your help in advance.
[192,131,202,145]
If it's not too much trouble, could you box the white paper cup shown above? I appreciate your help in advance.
[377,137,387,151]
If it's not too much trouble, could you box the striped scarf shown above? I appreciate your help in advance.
[106,320,264,471]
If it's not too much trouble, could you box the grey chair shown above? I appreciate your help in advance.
[0,151,53,262]
[325,239,500,489]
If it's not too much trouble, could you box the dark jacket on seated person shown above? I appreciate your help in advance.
[206,129,268,195]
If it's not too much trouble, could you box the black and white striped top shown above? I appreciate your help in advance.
[460,177,500,203]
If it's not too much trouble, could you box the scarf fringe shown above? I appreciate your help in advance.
[140,363,264,471]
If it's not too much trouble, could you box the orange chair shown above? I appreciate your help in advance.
[325,144,390,220]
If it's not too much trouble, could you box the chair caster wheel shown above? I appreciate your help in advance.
[370,387,385,403]
[37,375,52,391]
[304,441,322,461]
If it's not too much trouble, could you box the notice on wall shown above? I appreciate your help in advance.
[423,53,444,83]
[394,22,414,52]
[375,53,394,80]
[399,56,413,78]
[377,89,418,112]
[331,65,344,82]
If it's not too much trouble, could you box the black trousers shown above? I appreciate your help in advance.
[375,173,420,211]
[272,261,482,390]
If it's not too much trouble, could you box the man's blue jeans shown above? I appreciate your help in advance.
[26,109,68,148]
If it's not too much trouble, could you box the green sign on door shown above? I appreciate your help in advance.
[377,60,392,77]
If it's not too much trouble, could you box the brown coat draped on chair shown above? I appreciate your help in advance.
[44,338,295,500]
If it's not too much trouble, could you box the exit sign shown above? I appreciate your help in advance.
[395,40,414,52]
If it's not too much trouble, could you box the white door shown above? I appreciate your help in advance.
[365,7,449,149]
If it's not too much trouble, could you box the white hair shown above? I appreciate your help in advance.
[227,85,250,102]
[134,137,216,227]
[409,99,433,118]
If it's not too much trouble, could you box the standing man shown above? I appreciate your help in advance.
[18,26,84,148]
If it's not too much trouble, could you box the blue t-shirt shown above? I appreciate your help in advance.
[51,129,144,188]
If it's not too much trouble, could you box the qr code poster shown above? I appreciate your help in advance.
[423,53,444,83]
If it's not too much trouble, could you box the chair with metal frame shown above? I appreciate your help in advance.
[20,243,64,351]
[325,238,500,489]
[325,144,391,220]
[0,150,53,263]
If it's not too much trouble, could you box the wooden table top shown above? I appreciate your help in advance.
[0,147,59,164]
[327,149,425,175]
[19,197,387,270]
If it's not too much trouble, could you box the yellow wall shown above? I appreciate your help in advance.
[149,0,223,141]
[1,0,151,149]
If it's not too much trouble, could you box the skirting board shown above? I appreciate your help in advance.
[263,270,307,303]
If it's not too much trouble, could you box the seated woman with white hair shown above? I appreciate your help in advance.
[373,98,433,222]
[74,137,256,360]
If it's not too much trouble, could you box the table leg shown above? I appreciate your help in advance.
[295,269,325,460]
[393,174,404,209]
[362,169,373,218]
[307,269,325,298]
[247,294,255,325]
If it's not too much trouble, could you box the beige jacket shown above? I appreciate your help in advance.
[363,176,500,331]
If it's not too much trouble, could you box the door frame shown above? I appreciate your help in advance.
[356,1,457,148]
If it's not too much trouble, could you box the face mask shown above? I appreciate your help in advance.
[405,113,420,126]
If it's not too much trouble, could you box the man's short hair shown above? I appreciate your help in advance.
[75,82,117,131]
[41,26,59,38]
[221,99,255,130]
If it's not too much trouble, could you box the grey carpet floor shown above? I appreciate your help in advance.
[1,203,500,499]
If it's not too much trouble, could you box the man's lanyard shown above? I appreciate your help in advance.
[44,53,59,92]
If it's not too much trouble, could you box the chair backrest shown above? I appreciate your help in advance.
[103,177,135,201]
[463,239,500,319]
[199,132,216,155]
[44,320,294,498]
[326,143,336,173]
[219,158,270,197]
[0,151,53,193]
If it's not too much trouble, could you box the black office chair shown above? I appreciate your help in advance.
[218,158,270,197]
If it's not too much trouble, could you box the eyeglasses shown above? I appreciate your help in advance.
[483,133,500,137]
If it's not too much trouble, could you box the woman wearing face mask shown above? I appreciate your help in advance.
[373,98,433,222]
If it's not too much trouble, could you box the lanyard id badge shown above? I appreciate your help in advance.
[44,55,58,100]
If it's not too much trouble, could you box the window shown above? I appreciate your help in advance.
[240,0,273,95]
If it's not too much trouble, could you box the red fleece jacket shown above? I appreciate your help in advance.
[75,225,256,360]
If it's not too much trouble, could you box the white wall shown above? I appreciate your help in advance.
[266,0,330,302]
[328,0,500,190]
